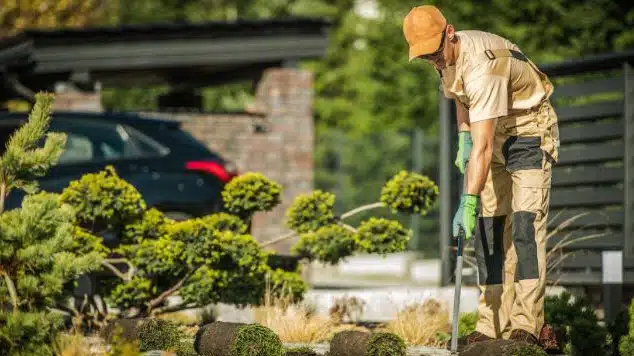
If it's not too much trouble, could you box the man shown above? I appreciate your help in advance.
[402,4,560,349]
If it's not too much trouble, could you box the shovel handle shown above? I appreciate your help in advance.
[450,227,465,354]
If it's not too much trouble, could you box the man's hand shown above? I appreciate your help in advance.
[461,194,480,239]
[453,194,479,239]
[454,131,472,174]
[452,195,465,237]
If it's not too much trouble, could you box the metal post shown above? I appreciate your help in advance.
[625,63,634,258]
[410,128,424,251]
[602,250,623,323]
[439,96,454,286]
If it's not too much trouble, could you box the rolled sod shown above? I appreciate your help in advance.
[194,321,284,356]
[329,330,406,356]
[100,318,146,343]
[461,339,548,356]
[284,346,318,356]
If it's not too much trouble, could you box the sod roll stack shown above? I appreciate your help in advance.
[329,330,406,356]
[194,321,284,356]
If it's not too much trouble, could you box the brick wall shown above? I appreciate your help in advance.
[163,69,315,253]
[51,68,315,254]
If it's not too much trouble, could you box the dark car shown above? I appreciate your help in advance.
[0,110,238,220]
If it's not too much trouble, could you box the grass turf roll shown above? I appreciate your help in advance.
[329,330,406,356]
[461,339,548,356]
[284,346,318,356]
[366,332,406,356]
[194,321,284,356]
[100,318,146,343]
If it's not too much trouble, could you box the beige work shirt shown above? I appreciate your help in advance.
[439,30,552,123]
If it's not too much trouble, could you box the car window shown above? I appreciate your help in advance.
[49,118,138,164]
[58,133,94,164]
[123,126,169,157]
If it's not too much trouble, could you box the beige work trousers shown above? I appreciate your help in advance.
[473,99,559,339]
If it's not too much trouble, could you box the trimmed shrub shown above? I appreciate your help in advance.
[379,170,438,215]
[285,190,336,233]
[291,224,357,264]
[201,212,248,233]
[221,172,282,218]
[194,321,283,356]
[60,165,146,231]
[354,218,411,255]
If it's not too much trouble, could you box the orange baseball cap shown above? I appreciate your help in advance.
[403,5,447,61]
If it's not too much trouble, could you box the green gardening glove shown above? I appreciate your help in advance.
[460,194,480,240]
[455,131,473,174]
[452,195,465,238]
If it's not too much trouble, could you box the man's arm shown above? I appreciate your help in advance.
[465,119,495,195]
[455,101,470,132]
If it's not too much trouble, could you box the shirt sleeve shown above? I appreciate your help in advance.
[464,73,509,123]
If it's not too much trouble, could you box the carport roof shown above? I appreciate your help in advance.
[0,17,331,95]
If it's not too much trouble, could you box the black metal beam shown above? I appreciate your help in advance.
[538,49,634,77]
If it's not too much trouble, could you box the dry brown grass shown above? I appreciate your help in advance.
[53,331,95,356]
[253,292,335,343]
[381,298,451,347]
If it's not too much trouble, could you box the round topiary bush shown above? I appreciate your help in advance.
[60,165,146,231]
[121,207,173,243]
[194,321,284,356]
[285,190,336,233]
[329,330,406,356]
[201,212,248,233]
[380,170,438,215]
[291,224,357,264]
[221,172,282,218]
[355,218,411,255]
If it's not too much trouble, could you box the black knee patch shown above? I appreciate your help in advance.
[502,136,543,172]
[512,211,538,281]
[474,216,506,285]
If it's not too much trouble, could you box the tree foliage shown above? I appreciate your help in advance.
[0,93,104,355]
[0,0,117,36]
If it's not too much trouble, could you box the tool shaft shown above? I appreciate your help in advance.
[450,229,465,354]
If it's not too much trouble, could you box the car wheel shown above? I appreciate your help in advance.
[164,211,193,221]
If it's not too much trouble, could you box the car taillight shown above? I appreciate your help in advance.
[185,160,237,182]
